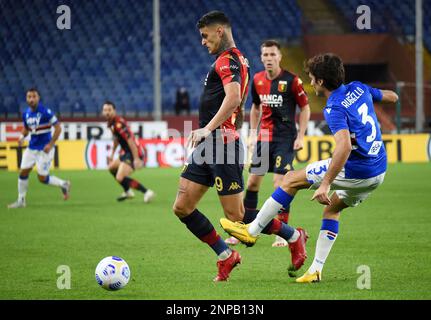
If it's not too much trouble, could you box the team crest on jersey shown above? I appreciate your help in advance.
[278,81,287,92]
[116,122,122,129]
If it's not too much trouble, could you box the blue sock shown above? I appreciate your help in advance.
[271,187,294,208]
[321,219,339,240]
[277,223,295,240]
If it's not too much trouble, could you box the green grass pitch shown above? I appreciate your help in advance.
[0,163,430,300]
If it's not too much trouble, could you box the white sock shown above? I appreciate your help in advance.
[288,229,300,243]
[308,230,338,274]
[248,197,283,237]
[218,248,232,261]
[47,175,66,187]
[18,177,29,201]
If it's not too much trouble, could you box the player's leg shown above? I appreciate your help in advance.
[244,174,264,213]
[173,175,239,282]
[244,140,267,212]
[36,149,70,200]
[8,148,36,208]
[116,158,154,203]
[296,193,348,283]
[225,173,263,245]
[109,159,133,200]
[270,140,295,246]
[272,173,290,247]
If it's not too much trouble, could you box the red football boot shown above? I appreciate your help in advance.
[213,250,241,282]
[277,212,290,224]
[287,228,309,277]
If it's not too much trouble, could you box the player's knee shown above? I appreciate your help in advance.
[38,175,48,184]
[223,206,244,222]
[247,180,260,191]
[115,175,124,183]
[172,201,190,218]
[273,177,283,189]
[281,171,295,189]
[19,172,29,179]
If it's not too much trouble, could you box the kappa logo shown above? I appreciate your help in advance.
[228,182,241,191]
[326,108,332,114]
[257,80,264,86]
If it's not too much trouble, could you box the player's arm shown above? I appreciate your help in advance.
[127,137,139,159]
[311,129,351,205]
[368,85,399,104]
[43,123,61,154]
[249,79,261,144]
[18,127,29,147]
[295,105,310,150]
[206,82,242,131]
[292,76,310,150]
[189,82,241,147]
[249,102,261,144]
[108,137,119,163]
[380,90,399,103]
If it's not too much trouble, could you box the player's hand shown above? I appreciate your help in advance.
[17,136,25,147]
[293,137,304,151]
[247,134,257,151]
[311,184,331,205]
[187,127,212,148]
[133,158,143,169]
[43,143,53,154]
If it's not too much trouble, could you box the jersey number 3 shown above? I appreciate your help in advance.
[358,103,376,143]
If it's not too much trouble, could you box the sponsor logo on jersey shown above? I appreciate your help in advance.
[259,94,283,107]
[219,64,238,72]
[278,80,287,92]
[26,113,42,132]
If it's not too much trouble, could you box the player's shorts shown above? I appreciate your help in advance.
[181,139,244,196]
[306,158,386,207]
[249,140,295,175]
[20,147,55,176]
[119,152,144,170]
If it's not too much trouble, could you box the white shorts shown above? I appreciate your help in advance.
[21,148,55,176]
[305,158,385,207]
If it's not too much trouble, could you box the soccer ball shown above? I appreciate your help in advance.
[95,256,131,291]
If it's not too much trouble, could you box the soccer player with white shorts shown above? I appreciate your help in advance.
[221,53,399,281]
[8,88,70,209]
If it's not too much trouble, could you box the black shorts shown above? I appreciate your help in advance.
[119,152,144,170]
[181,139,244,196]
[249,140,295,175]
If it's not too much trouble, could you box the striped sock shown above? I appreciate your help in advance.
[180,209,231,260]
[308,219,339,274]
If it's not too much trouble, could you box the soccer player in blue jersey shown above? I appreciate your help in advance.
[221,53,399,282]
[8,88,71,209]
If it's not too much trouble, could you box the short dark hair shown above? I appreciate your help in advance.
[27,88,39,94]
[196,11,231,29]
[304,53,345,91]
[103,100,116,109]
[261,39,281,50]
